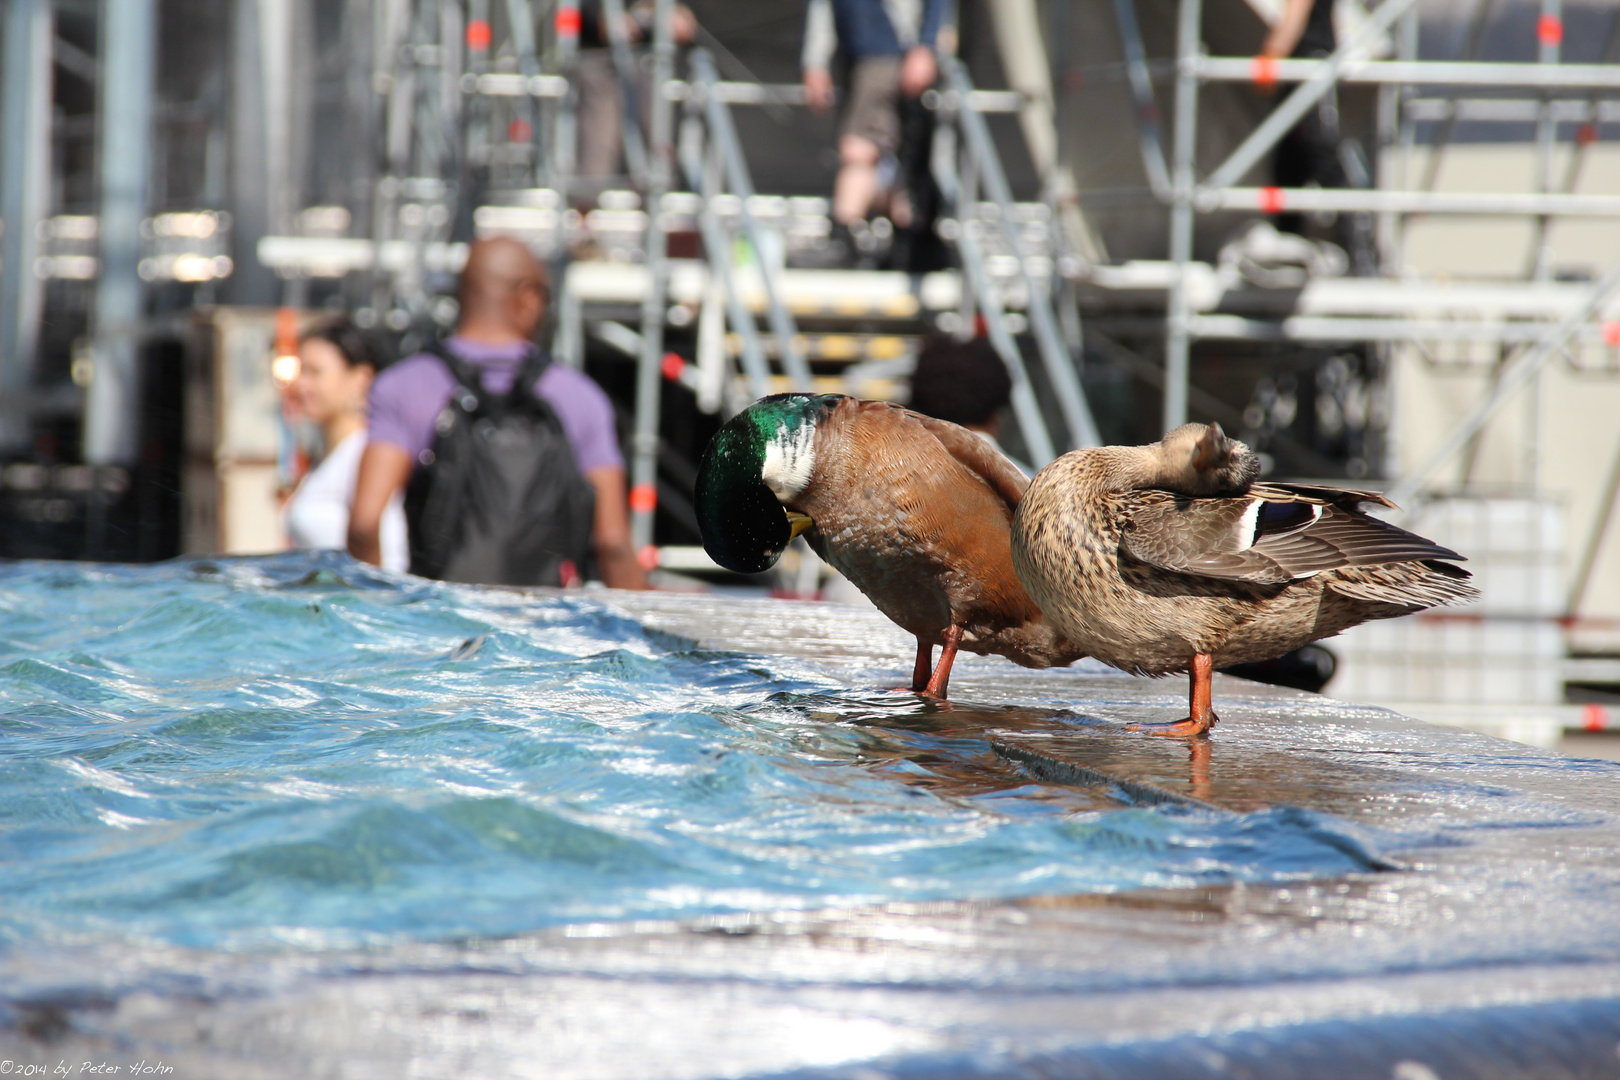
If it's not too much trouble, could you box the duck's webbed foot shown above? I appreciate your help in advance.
[1127,713,1218,737]
[1126,652,1219,738]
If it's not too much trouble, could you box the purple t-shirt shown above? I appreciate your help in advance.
[369,336,624,473]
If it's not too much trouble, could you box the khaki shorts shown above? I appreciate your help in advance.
[839,55,902,155]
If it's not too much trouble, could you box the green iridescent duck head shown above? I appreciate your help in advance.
[695,394,837,573]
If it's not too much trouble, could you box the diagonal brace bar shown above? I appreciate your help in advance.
[600,0,651,184]
[1111,0,1172,200]
[1385,257,1620,510]
[691,51,812,391]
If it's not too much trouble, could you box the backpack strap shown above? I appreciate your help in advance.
[425,339,555,416]
[424,340,488,413]
[504,345,555,414]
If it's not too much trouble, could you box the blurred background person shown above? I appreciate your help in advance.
[283,319,409,572]
[575,0,698,183]
[907,333,1013,444]
[348,237,647,589]
[801,0,947,268]
[1259,0,1375,274]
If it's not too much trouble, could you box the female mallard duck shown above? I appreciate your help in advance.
[695,394,1084,699]
[1011,422,1478,736]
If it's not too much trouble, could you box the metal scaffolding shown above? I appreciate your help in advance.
[1144,0,1620,492]
[240,0,1619,602]
[0,0,52,454]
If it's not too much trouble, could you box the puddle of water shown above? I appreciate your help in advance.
[0,552,1405,951]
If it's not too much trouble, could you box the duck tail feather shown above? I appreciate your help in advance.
[1326,561,1481,609]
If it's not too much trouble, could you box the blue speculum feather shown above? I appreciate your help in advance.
[0,553,1405,950]
[1256,500,1317,541]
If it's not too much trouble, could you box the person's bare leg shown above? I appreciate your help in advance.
[889,186,912,229]
[833,135,881,225]
[911,639,934,692]
[921,625,963,700]
[1127,653,1219,737]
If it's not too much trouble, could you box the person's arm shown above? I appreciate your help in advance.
[347,441,413,566]
[625,1,695,43]
[900,46,936,97]
[917,0,947,52]
[1261,0,1314,58]
[802,0,836,112]
[584,465,648,589]
[898,0,943,97]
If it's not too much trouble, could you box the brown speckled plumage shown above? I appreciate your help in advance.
[788,397,1084,673]
[1010,424,1478,679]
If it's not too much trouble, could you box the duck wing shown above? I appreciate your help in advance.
[1118,483,1465,584]
[910,411,1030,512]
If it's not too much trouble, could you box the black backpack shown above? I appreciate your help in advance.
[404,342,597,587]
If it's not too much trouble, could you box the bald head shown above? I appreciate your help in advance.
[456,237,551,344]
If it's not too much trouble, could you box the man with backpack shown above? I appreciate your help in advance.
[347,237,647,589]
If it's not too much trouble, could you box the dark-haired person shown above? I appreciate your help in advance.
[1259,0,1374,273]
[907,333,1012,441]
[284,320,409,571]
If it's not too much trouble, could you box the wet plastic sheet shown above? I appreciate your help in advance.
[3,553,1619,1077]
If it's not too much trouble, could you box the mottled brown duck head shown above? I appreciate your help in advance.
[1156,422,1261,495]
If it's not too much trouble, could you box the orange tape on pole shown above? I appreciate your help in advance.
[629,483,657,515]
[274,306,299,357]
[1251,56,1279,89]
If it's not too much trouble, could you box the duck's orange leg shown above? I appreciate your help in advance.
[1128,653,1219,737]
[920,625,963,700]
[911,639,934,692]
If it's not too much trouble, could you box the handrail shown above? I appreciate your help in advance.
[689,50,812,391]
[675,86,771,399]
[931,94,1058,467]
[942,59,1101,450]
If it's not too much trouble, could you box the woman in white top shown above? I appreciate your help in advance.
[284,319,410,571]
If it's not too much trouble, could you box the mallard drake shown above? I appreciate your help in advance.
[695,394,1084,699]
[1011,423,1478,736]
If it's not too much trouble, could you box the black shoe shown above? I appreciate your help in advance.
[848,218,892,271]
